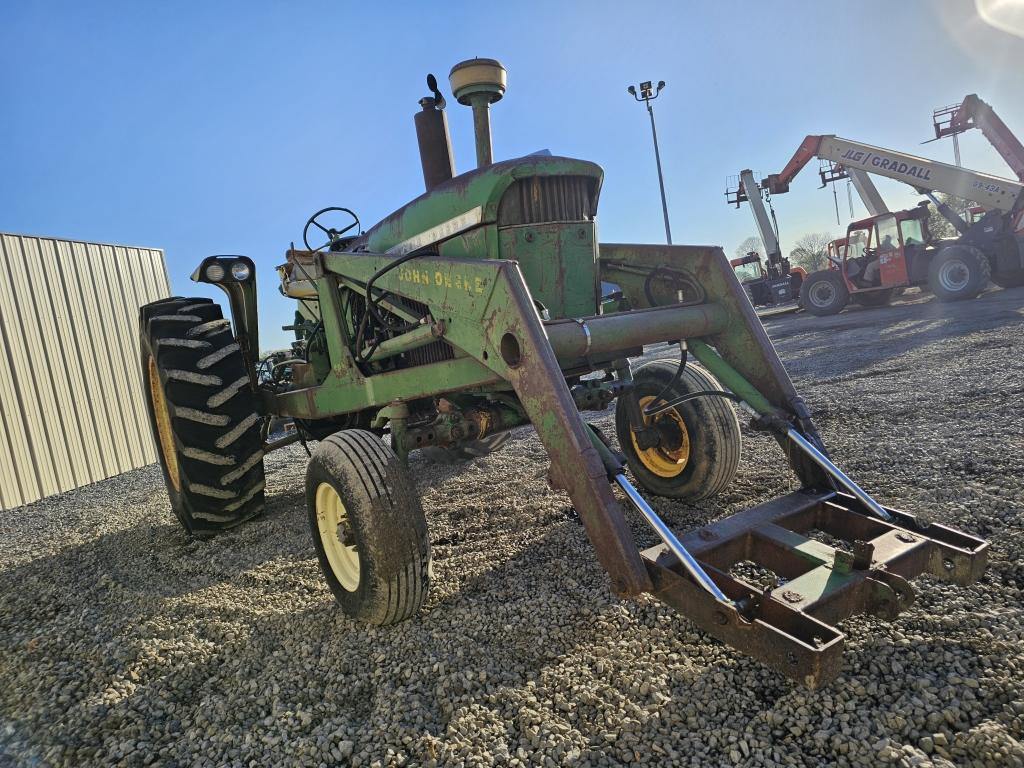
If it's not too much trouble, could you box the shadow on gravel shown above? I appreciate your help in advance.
[0,488,310,604]
[762,287,1024,380]
[59,531,1013,765]
[2,470,1014,766]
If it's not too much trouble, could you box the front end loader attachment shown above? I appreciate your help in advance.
[641,489,986,687]
[261,238,986,687]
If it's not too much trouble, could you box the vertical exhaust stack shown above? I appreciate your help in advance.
[415,74,456,192]
[449,58,507,169]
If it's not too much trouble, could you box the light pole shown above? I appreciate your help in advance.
[628,80,672,244]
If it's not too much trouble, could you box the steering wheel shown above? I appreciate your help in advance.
[302,207,361,252]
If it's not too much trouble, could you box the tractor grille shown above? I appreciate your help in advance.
[498,176,595,226]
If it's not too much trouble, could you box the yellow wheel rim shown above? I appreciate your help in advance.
[316,482,360,592]
[630,395,691,479]
[148,356,181,492]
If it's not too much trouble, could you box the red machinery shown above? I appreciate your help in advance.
[763,134,1024,315]
[932,94,1024,182]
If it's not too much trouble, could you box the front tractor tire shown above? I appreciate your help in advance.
[615,360,741,501]
[307,430,431,625]
[141,297,265,536]
[928,245,990,302]
[799,270,849,316]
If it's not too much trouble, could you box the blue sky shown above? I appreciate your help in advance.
[2,0,1023,349]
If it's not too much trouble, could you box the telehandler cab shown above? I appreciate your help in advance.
[141,59,987,687]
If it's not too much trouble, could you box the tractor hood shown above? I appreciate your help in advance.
[358,155,604,256]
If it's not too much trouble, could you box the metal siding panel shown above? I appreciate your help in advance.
[136,248,162,301]
[39,238,107,481]
[23,237,91,490]
[71,240,129,473]
[0,234,170,510]
[58,240,119,479]
[103,245,148,468]
[152,248,172,296]
[0,274,31,509]
[121,248,162,463]
[118,248,154,462]
[81,243,133,471]
[0,235,58,498]
[0,391,24,509]
[129,248,172,465]
[16,237,77,494]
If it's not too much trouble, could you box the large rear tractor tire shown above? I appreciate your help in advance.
[140,297,266,536]
[799,270,850,316]
[307,430,431,625]
[928,245,990,301]
[615,360,741,501]
[851,288,895,307]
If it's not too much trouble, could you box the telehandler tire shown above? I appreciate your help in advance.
[991,269,1024,289]
[851,288,895,307]
[799,270,849,316]
[140,297,266,536]
[928,245,990,301]
[615,360,741,501]
[307,429,431,625]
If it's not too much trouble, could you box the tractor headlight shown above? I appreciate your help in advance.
[205,263,226,282]
[230,262,251,281]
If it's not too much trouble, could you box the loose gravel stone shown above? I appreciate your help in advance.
[1,287,1023,766]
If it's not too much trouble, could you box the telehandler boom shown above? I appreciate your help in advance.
[140,60,987,687]
[765,134,1024,314]
[725,170,805,310]
[932,93,1024,182]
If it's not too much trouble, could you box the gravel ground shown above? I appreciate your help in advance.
[2,286,1024,768]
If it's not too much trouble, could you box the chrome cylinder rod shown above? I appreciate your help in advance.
[614,473,730,603]
[784,427,895,523]
[731,398,896,523]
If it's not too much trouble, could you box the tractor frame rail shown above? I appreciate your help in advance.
[641,489,988,688]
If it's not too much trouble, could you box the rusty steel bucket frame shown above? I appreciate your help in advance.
[256,240,988,688]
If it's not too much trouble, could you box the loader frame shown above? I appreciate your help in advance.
[194,240,987,687]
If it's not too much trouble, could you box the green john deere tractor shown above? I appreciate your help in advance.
[141,59,987,686]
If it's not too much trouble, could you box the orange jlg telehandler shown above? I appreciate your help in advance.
[764,134,1024,315]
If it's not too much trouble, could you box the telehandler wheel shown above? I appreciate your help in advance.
[615,360,741,501]
[307,429,431,625]
[140,297,266,536]
[992,269,1024,289]
[851,288,895,307]
[799,270,849,316]
[928,245,990,301]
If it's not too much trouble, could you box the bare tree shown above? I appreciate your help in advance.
[734,236,763,260]
[789,232,834,272]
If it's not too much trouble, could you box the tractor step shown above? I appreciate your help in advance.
[641,489,988,688]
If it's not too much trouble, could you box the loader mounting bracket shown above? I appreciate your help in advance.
[641,488,988,688]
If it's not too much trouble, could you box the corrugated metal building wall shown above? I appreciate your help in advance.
[0,232,171,510]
